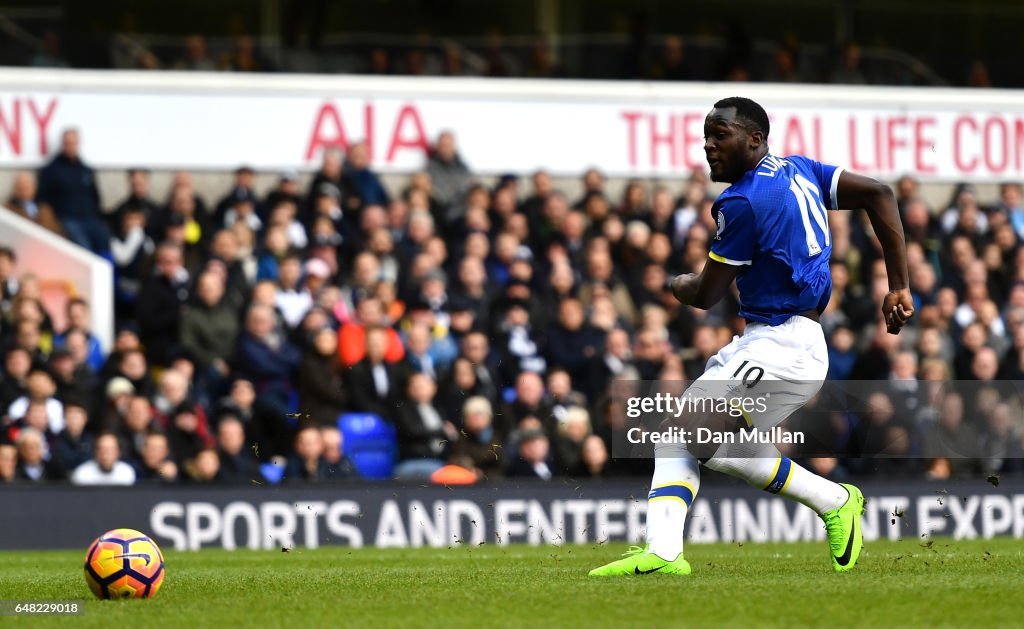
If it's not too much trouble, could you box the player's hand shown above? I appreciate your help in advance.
[669,273,698,304]
[881,288,914,335]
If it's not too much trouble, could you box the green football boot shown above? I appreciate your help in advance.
[822,483,865,573]
[588,545,692,577]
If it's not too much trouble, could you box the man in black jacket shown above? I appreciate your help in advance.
[215,414,261,483]
[347,326,405,421]
[394,373,450,475]
[37,129,109,256]
[137,242,191,367]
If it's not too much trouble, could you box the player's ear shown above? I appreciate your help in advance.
[748,129,765,151]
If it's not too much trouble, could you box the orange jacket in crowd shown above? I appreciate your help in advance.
[337,322,406,367]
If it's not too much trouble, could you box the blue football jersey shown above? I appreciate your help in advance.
[709,153,842,326]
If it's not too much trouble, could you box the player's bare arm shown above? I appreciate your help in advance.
[835,171,914,335]
[669,260,740,310]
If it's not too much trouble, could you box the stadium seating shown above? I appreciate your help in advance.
[337,413,398,480]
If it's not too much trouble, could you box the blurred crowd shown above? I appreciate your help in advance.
[23,25,995,88]
[1,126,1024,488]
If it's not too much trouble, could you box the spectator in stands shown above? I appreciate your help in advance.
[403,321,448,380]
[457,330,498,399]
[220,35,273,72]
[181,270,239,402]
[579,434,609,478]
[0,347,31,411]
[263,172,302,214]
[297,327,348,426]
[214,414,260,483]
[152,368,213,448]
[174,34,217,71]
[49,345,96,413]
[551,405,591,475]
[215,379,267,448]
[14,427,63,482]
[206,228,250,305]
[992,182,1023,238]
[53,298,104,372]
[0,444,15,483]
[394,372,451,477]
[134,432,178,484]
[978,403,1023,474]
[8,292,53,346]
[434,356,479,424]
[10,400,49,444]
[922,392,979,477]
[53,402,93,473]
[506,428,553,480]
[319,426,358,478]
[7,366,63,434]
[110,205,154,318]
[546,298,601,385]
[307,149,345,213]
[221,193,262,239]
[183,448,221,483]
[116,394,154,461]
[5,171,62,234]
[235,303,301,418]
[71,432,135,485]
[166,404,209,465]
[108,347,152,400]
[159,185,212,268]
[348,326,404,419]
[580,248,637,325]
[342,142,390,210]
[11,319,45,365]
[648,36,691,81]
[0,246,16,320]
[447,396,501,477]
[36,129,109,255]
[338,297,405,367]
[137,241,191,367]
[829,41,867,84]
[504,371,553,436]
[285,425,355,483]
[545,368,586,422]
[763,44,802,83]
[582,328,632,401]
[425,131,472,216]
[274,253,313,330]
[267,199,308,250]
[113,169,161,225]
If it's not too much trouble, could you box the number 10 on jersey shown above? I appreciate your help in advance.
[789,173,830,257]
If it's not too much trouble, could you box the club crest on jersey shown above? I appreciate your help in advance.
[715,210,726,240]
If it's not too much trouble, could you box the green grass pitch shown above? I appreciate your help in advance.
[1,538,1020,627]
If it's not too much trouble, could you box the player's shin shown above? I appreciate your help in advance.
[645,442,699,561]
[704,441,847,515]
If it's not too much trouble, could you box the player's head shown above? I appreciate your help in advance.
[704,97,770,183]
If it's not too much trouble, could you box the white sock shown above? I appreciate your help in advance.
[705,440,847,515]
[645,442,700,561]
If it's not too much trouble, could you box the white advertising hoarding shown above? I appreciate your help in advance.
[0,68,1022,181]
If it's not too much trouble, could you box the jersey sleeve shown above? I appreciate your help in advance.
[709,197,756,266]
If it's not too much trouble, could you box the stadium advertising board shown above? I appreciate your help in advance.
[0,69,1023,181]
[1,480,1020,551]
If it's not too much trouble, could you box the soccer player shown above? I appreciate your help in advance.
[589,97,913,576]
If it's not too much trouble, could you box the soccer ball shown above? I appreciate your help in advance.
[83,528,165,599]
